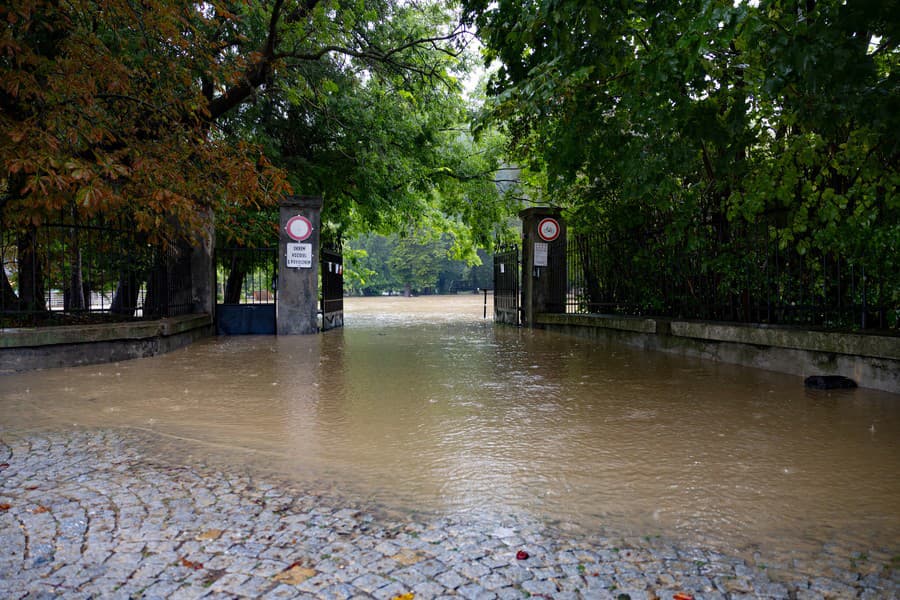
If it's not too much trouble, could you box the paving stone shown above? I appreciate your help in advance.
[374,541,400,556]
[480,570,514,591]
[495,565,532,585]
[459,560,491,580]
[230,574,276,596]
[413,558,447,578]
[367,556,399,574]
[556,575,586,593]
[457,582,496,600]
[494,587,528,600]
[392,566,430,587]
[330,563,370,583]
[412,580,447,598]
[372,581,412,600]
[351,572,391,593]
[521,578,559,596]
[480,554,509,569]
[314,583,358,600]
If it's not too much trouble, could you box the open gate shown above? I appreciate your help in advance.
[215,247,278,334]
[493,244,520,325]
[320,248,343,331]
[216,245,344,334]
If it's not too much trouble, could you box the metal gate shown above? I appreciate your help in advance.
[493,244,520,325]
[215,247,277,334]
[320,248,343,331]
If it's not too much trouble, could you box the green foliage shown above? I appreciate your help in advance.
[344,232,491,295]
[464,0,899,326]
[214,0,523,252]
[3,0,522,253]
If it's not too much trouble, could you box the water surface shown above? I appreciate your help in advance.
[2,295,898,559]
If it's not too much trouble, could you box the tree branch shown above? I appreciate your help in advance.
[207,0,321,121]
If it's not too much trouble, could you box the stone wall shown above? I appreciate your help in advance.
[536,313,900,394]
[0,314,213,374]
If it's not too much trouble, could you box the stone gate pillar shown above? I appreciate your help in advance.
[278,195,322,335]
[519,207,566,327]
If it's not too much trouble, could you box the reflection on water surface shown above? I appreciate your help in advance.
[2,295,898,558]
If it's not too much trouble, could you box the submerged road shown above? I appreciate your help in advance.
[1,428,896,599]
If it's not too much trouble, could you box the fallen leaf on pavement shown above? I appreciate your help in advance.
[196,529,223,541]
[391,549,424,566]
[180,557,203,570]
[0,504,10,511]
[32,506,49,514]
[274,566,317,585]
[391,594,415,600]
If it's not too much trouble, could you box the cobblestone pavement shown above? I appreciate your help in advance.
[1,429,897,599]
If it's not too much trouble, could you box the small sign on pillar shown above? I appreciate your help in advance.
[538,218,560,242]
[534,242,549,267]
[285,215,313,242]
[286,243,313,268]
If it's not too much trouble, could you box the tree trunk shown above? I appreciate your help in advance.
[64,245,86,311]
[17,227,47,313]
[1,268,18,310]
[223,253,246,304]
[144,261,166,318]
[110,271,140,316]
[64,212,87,311]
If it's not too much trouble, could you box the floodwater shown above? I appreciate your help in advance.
[2,295,899,559]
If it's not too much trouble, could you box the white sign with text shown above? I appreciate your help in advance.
[286,243,313,268]
[534,242,548,267]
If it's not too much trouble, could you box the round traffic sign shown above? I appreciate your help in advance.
[285,215,313,241]
[538,217,560,242]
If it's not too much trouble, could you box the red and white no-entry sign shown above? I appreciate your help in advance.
[538,217,560,242]
[285,215,313,241]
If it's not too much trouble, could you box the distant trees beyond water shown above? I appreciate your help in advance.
[344,233,492,297]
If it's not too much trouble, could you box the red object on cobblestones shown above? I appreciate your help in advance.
[516,550,529,560]
[673,593,694,600]
[180,557,204,570]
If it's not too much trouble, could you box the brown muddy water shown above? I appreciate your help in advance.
[2,295,899,559]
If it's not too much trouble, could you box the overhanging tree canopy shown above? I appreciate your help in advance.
[2,0,515,247]
[463,0,898,232]
[463,0,898,323]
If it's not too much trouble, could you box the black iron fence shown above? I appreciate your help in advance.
[565,221,898,331]
[493,244,520,324]
[2,216,195,327]
[320,248,343,331]
[215,247,278,305]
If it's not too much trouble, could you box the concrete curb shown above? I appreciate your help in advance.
[535,313,900,393]
[0,314,213,374]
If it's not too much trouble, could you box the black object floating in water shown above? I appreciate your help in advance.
[804,375,858,390]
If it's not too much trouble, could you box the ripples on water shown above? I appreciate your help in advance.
[1,295,898,558]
